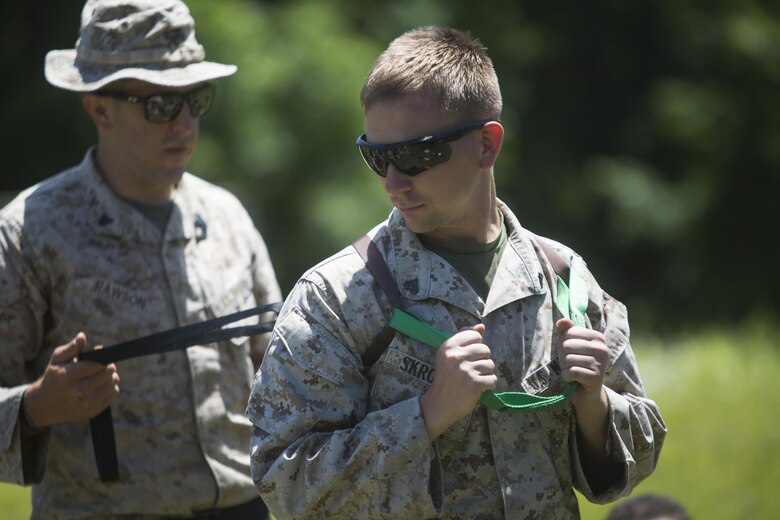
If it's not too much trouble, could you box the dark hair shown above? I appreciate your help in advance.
[360,26,502,121]
[606,494,691,520]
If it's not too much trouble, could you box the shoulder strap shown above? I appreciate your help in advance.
[529,231,570,282]
[352,235,404,367]
[352,234,404,309]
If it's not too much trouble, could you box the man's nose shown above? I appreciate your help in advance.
[170,102,198,134]
[382,162,413,194]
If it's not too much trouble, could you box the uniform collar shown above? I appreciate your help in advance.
[81,148,201,244]
[484,200,548,314]
[381,199,547,318]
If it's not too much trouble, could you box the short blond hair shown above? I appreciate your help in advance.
[360,26,502,121]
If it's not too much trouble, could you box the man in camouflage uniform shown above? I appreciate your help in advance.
[248,27,666,519]
[0,1,281,518]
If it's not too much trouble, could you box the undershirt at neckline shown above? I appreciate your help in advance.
[418,215,507,300]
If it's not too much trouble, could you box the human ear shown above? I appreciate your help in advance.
[82,94,114,131]
[479,121,504,169]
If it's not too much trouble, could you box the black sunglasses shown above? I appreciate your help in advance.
[94,83,216,123]
[355,119,494,177]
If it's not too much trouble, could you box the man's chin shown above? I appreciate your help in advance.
[161,156,191,177]
[158,167,187,189]
[401,218,433,235]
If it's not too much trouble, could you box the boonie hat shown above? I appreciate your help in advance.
[45,0,237,92]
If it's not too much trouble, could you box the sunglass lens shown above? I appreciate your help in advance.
[146,94,184,122]
[187,86,215,118]
[358,142,453,177]
[388,142,452,176]
[359,147,389,177]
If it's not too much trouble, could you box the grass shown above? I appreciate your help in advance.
[2,319,778,519]
[0,483,30,519]
[580,317,780,519]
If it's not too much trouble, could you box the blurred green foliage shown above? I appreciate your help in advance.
[1,0,778,335]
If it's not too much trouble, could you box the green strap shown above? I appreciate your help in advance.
[387,267,588,413]
[556,268,588,327]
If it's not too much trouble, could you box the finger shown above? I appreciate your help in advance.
[556,318,575,334]
[62,358,116,382]
[563,366,605,389]
[79,368,119,395]
[456,322,485,334]
[65,359,113,380]
[74,332,88,352]
[50,332,88,364]
[458,370,498,391]
[561,338,609,361]
[91,373,121,413]
[562,327,606,343]
[445,329,484,348]
[73,346,119,377]
[462,343,493,360]
[476,373,498,390]
[469,358,495,375]
[93,377,121,409]
[444,341,492,363]
[562,353,604,372]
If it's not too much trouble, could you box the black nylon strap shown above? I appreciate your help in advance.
[352,235,407,367]
[80,303,281,364]
[79,302,281,482]
[352,235,405,309]
[89,408,119,481]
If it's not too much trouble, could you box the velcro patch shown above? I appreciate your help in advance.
[383,347,436,385]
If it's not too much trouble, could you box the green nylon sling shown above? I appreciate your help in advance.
[387,267,588,413]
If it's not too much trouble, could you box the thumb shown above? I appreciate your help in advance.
[556,318,575,334]
[51,332,88,364]
[458,323,486,334]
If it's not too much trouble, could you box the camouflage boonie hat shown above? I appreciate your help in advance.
[44,0,237,92]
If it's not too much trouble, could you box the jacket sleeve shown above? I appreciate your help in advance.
[0,215,51,484]
[570,259,667,502]
[247,276,440,520]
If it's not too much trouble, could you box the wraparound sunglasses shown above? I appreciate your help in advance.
[94,83,215,123]
[356,119,496,177]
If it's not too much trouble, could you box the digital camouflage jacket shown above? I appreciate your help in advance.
[248,201,666,520]
[0,150,281,519]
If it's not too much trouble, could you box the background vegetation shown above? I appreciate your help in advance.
[1,0,778,517]
[3,0,778,333]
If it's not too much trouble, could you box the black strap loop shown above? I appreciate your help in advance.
[80,302,281,364]
[79,302,281,482]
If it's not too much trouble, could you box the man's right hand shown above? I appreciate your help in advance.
[23,333,121,429]
[419,323,496,440]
